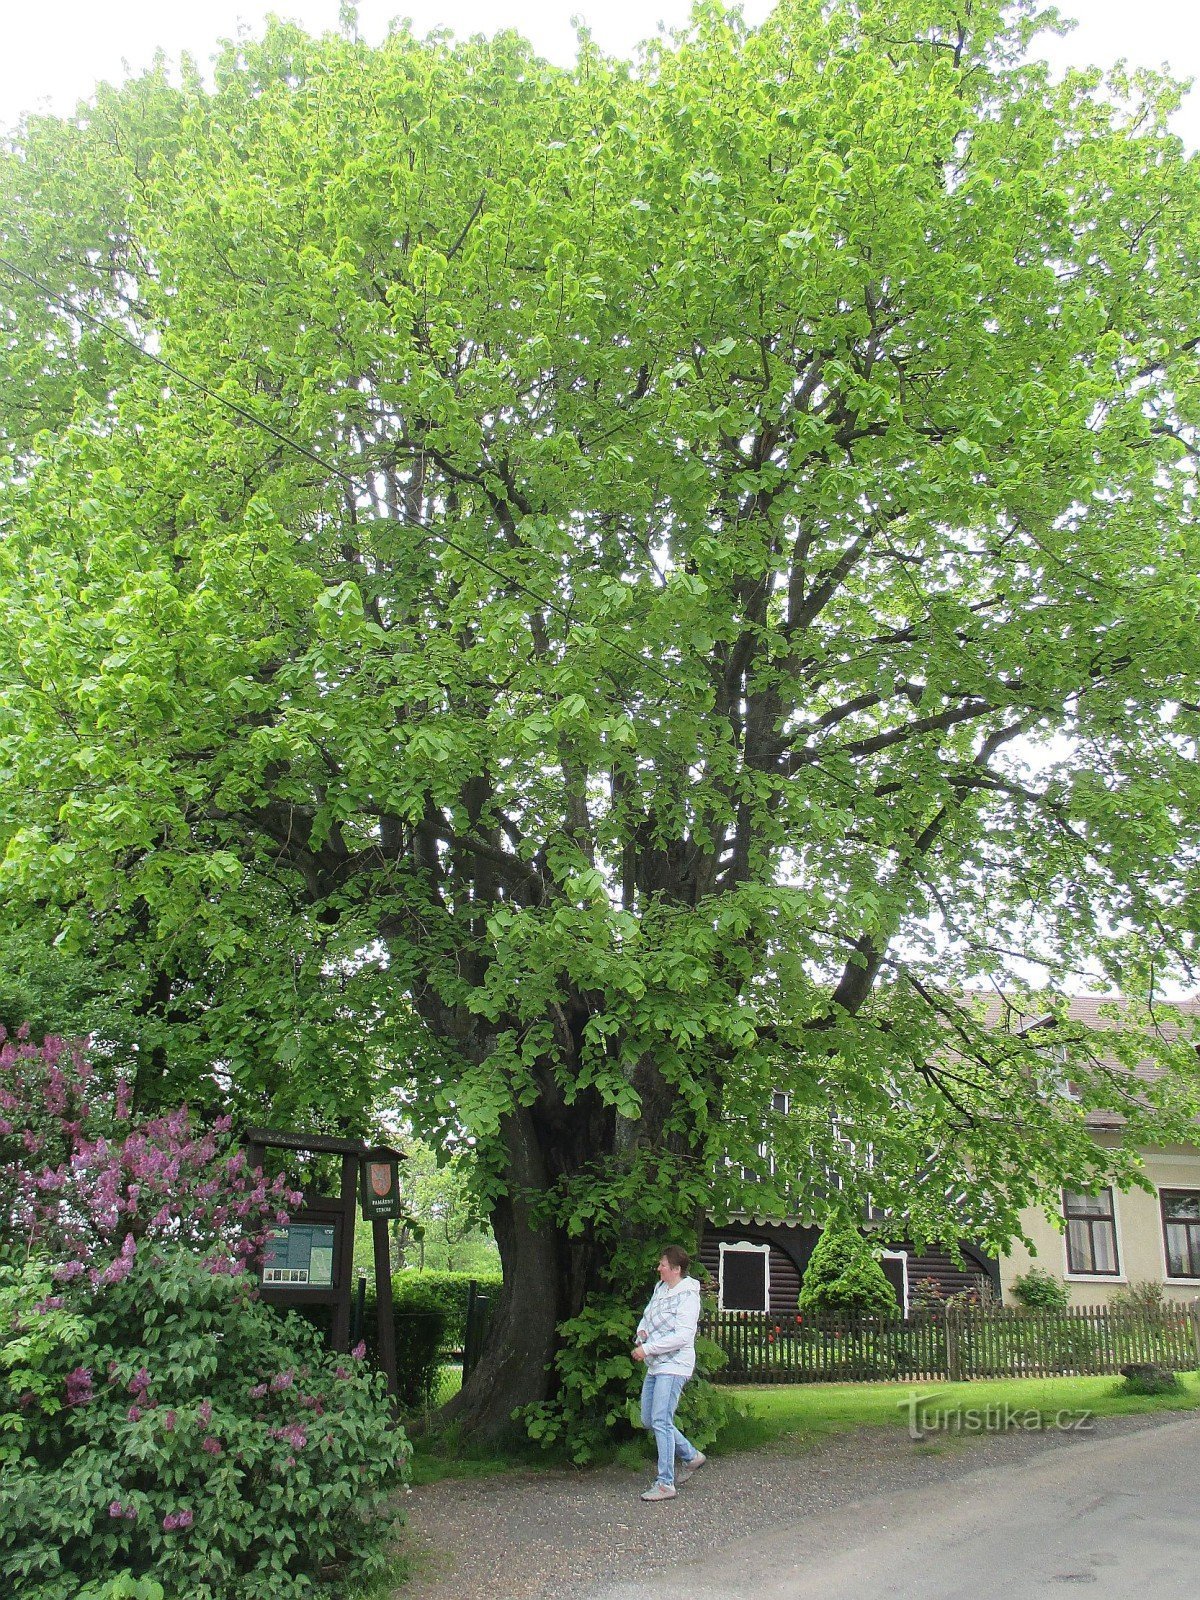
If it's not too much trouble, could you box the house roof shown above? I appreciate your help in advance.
[968,993,1200,1128]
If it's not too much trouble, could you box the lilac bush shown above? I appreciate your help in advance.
[0,1035,410,1598]
[0,1027,297,1278]
[1,1249,408,1598]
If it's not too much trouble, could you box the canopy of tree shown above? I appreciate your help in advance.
[2,0,1199,1433]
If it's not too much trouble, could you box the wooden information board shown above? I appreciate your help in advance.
[244,1127,401,1401]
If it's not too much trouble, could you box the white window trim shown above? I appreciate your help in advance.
[1156,1182,1200,1285]
[718,1240,771,1312]
[1060,1186,1125,1282]
[880,1249,910,1316]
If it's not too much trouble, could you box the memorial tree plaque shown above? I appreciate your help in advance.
[360,1152,402,1222]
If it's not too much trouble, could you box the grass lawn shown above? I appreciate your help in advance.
[410,1371,1200,1483]
[711,1371,1200,1455]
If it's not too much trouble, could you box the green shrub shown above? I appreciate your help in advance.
[0,1246,409,1600]
[349,1271,500,1409]
[391,1306,450,1410]
[390,1270,502,1346]
[1046,1319,1101,1373]
[909,1276,946,1314]
[523,1296,738,1466]
[1119,1363,1181,1396]
[1110,1280,1168,1319]
[0,1259,89,1467]
[1011,1267,1069,1309]
[799,1218,899,1317]
[74,1578,165,1600]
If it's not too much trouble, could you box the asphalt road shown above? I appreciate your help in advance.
[586,1413,1200,1600]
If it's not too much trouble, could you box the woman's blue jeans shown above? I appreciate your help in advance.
[640,1371,699,1488]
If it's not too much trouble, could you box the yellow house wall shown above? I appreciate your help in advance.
[999,1140,1200,1308]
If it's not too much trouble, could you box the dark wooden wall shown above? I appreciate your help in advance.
[701,1222,998,1314]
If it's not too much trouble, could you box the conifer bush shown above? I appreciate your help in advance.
[799,1217,900,1317]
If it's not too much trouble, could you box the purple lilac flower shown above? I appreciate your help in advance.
[65,1367,94,1407]
[201,1436,222,1457]
[351,1340,366,1360]
[92,1233,137,1289]
[269,1371,293,1392]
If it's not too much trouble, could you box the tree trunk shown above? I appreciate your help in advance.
[437,1106,571,1440]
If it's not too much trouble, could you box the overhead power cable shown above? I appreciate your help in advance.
[0,254,675,690]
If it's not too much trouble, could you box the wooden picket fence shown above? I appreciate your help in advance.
[701,1302,1200,1385]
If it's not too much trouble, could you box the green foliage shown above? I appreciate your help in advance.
[308,1269,502,1408]
[909,1276,947,1314]
[799,1220,900,1317]
[0,1260,89,1466]
[389,1307,449,1413]
[522,1298,640,1463]
[74,1577,165,1600]
[391,1139,500,1276]
[389,1271,503,1347]
[1011,1268,1070,1310]
[0,1248,409,1600]
[673,1335,737,1446]
[1109,1280,1168,1318]
[2,0,1200,1438]
[522,1295,736,1466]
[1119,1364,1182,1396]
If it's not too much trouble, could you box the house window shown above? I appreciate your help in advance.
[880,1249,910,1316]
[740,1141,774,1184]
[718,1241,770,1312]
[1161,1190,1200,1280]
[1063,1189,1120,1276]
[738,1091,791,1181]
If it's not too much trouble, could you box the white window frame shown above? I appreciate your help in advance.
[880,1249,910,1316]
[1061,1187,1125,1283]
[717,1240,771,1312]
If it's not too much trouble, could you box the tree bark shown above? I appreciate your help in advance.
[436,1106,570,1440]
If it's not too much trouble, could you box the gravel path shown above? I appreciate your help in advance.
[394,1407,1184,1600]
